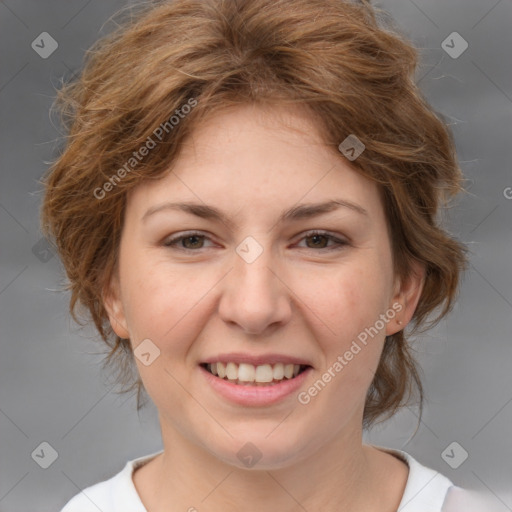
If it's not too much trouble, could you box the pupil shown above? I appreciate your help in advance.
[184,235,202,248]
[309,234,326,248]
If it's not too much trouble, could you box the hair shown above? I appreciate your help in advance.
[40,0,467,429]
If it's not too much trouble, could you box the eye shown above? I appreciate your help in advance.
[162,230,349,252]
[163,231,213,251]
[296,230,349,251]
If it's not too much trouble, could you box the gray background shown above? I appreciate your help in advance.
[0,1,511,510]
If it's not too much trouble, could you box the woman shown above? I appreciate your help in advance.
[41,0,491,510]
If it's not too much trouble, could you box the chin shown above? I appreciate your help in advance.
[202,426,314,471]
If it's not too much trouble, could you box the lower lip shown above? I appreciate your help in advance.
[199,365,312,406]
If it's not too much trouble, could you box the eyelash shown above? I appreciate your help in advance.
[162,230,349,253]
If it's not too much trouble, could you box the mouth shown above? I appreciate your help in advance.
[200,362,311,386]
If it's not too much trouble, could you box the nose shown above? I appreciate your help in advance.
[217,241,292,336]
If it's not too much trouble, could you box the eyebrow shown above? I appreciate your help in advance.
[142,199,368,230]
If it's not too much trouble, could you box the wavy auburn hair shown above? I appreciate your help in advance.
[41,0,467,428]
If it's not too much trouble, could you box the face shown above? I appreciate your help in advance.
[105,104,422,469]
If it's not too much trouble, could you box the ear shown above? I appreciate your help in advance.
[386,260,425,336]
[102,270,130,339]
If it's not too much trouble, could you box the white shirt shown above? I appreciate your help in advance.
[60,446,493,511]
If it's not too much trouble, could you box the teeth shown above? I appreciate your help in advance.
[217,361,226,378]
[226,362,238,380]
[205,362,305,384]
[284,364,294,379]
[255,364,273,383]
[238,363,256,382]
[273,363,284,380]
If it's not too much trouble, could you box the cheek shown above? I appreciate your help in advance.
[295,257,392,344]
[294,265,392,415]
[117,244,173,340]
[120,253,217,353]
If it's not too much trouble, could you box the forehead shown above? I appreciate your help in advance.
[125,104,384,225]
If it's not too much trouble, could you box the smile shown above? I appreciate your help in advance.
[201,362,310,386]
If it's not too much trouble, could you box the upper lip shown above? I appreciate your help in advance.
[201,352,313,367]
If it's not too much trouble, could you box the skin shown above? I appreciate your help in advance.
[104,103,424,512]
